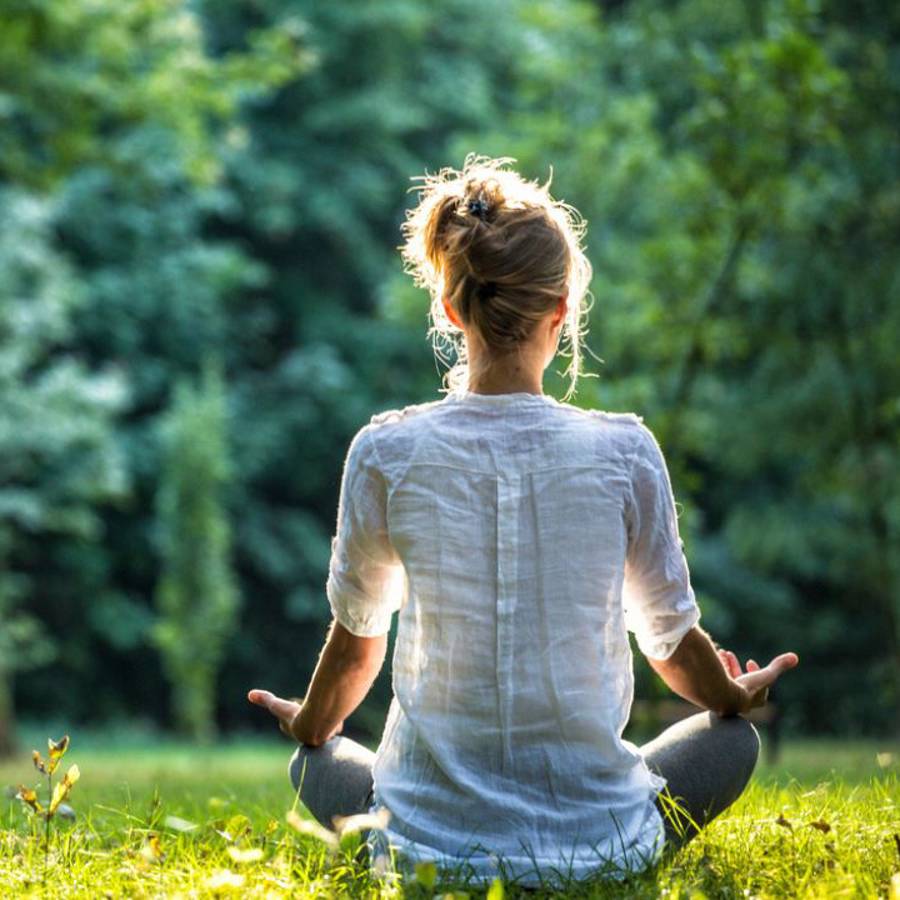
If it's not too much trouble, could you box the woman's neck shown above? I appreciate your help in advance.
[467,374,543,395]
[464,323,553,396]
[466,350,545,395]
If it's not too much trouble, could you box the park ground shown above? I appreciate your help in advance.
[0,730,897,898]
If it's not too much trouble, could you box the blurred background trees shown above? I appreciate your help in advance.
[153,364,239,741]
[1,0,896,748]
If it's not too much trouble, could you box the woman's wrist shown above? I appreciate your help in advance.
[290,703,343,746]
[714,680,749,717]
[289,704,317,744]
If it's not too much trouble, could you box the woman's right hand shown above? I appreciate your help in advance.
[717,648,800,714]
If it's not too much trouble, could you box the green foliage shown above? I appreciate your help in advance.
[0,0,310,189]
[0,0,303,736]
[0,188,126,753]
[432,0,900,730]
[153,366,240,741]
[0,0,896,739]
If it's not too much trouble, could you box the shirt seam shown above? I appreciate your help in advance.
[624,425,649,545]
[376,460,640,478]
[364,423,404,564]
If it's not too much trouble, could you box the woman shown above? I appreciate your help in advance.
[248,155,799,888]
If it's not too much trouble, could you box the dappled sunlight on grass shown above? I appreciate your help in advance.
[0,737,896,897]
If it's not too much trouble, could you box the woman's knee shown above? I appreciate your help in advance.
[289,743,325,795]
[729,715,761,769]
[287,736,376,829]
[712,713,761,787]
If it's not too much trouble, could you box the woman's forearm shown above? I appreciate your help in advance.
[646,625,746,716]
[291,621,387,746]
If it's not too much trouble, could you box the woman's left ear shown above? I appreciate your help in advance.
[442,295,462,329]
[554,294,568,328]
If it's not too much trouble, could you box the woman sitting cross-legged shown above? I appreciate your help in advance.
[248,154,799,889]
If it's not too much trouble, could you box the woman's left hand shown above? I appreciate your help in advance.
[247,689,344,744]
[247,689,302,738]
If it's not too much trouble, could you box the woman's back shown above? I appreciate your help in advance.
[250,156,788,887]
[327,388,702,885]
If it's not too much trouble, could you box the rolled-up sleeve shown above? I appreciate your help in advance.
[623,423,701,660]
[326,424,407,637]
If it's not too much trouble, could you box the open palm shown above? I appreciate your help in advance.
[717,649,799,712]
[247,689,344,743]
[247,689,303,737]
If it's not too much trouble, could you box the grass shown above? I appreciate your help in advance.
[0,731,897,898]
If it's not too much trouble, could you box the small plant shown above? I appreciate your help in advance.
[15,734,80,869]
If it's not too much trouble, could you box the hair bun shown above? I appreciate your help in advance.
[399,153,593,401]
[467,196,490,220]
[464,176,505,223]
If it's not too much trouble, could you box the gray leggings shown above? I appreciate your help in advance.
[288,710,760,856]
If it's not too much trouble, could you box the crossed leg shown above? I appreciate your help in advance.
[641,710,761,850]
[289,735,375,829]
[288,710,761,854]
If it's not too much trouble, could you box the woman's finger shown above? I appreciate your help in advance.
[247,689,301,723]
[768,652,799,674]
[247,688,276,708]
[727,650,742,677]
[735,651,799,691]
[718,649,741,679]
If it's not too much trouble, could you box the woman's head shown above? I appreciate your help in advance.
[400,153,593,401]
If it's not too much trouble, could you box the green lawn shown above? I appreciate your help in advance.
[1,732,897,897]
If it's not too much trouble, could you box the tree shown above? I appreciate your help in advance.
[4,0,896,738]
[384,0,900,732]
[0,0,304,732]
[153,365,240,741]
[0,189,126,754]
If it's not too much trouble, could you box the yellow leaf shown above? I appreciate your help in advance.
[225,814,252,840]
[49,764,80,815]
[47,736,70,774]
[486,878,505,900]
[227,846,264,864]
[889,872,900,900]
[15,786,43,814]
[32,751,47,774]
[49,782,67,816]
[140,834,165,864]
[415,861,437,889]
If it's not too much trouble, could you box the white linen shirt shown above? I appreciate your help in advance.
[325,389,701,887]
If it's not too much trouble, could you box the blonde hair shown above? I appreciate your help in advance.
[399,153,594,401]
